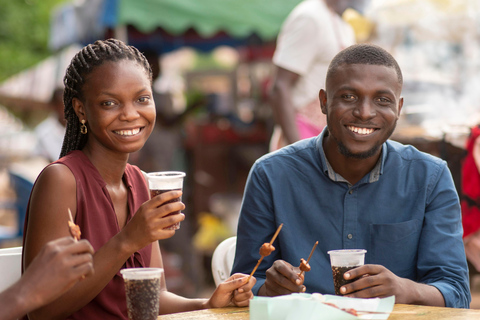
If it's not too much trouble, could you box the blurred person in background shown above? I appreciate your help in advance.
[268,0,368,151]
[34,87,66,162]
[460,125,480,285]
[129,50,178,173]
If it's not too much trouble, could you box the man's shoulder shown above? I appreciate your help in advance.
[386,139,446,166]
[255,138,317,166]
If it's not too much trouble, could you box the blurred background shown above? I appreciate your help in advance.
[1,0,480,306]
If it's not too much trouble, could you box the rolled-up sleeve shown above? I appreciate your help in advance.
[417,164,471,308]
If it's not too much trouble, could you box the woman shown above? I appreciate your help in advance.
[22,39,254,320]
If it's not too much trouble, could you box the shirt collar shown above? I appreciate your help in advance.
[316,127,386,185]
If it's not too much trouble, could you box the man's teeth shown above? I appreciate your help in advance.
[347,126,375,135]
[115,128,141,136]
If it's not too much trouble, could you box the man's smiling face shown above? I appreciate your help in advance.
[320,63,403,159]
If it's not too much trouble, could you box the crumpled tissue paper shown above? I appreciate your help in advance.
[250,293,395,320]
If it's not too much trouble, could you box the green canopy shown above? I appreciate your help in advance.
[118,0,303,40]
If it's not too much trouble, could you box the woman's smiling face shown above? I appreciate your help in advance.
[320,63,403,159]
[74,59,156,155]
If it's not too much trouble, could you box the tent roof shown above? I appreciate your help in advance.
[50,0,302,52]
[114,0,302,39]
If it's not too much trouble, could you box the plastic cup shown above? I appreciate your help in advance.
[147,171,186,230]
[327,249,367,295]
[121,268,163,320]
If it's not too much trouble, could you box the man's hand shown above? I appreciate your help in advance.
[258,260,305,296]
[340,264,445,306]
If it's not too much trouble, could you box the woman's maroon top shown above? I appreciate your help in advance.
[23,150,152,319]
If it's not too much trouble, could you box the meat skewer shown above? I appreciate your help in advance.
[248,223,283,282]
[67,208,81,241]
[298,241,318,276]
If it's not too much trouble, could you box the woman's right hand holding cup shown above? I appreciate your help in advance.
[122,190,185,250]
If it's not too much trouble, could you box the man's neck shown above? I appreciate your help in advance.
[322,135,382,185]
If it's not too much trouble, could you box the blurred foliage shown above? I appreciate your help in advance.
[194,52,234,71]
[0,0,64,82]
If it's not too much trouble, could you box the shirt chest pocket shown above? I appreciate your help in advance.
[369,219,422,279]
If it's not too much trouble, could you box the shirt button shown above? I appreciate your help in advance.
[347,234,353,239]
[349,190,353,194]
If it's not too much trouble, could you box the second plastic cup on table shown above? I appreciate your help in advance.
[121,268,163,320]
[147,171,186,230]
[327,249,367,295]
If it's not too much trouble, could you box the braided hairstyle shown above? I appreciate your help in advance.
[60,38,152,158]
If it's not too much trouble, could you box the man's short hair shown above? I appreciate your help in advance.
[326,44,403,86]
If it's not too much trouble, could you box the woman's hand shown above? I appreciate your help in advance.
[204,274,256,308]
[122,190,185,250]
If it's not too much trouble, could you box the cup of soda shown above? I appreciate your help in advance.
[327,249,367,295]
[147,171,186,230]
[121,268,163,320]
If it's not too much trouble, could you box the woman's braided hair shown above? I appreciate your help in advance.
[60,38,152,158]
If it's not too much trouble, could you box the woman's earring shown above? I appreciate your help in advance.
[80,119,88,134]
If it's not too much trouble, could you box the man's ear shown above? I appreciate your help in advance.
[72,97,86,121]
[397,97,404,118]
[319,89,327,115]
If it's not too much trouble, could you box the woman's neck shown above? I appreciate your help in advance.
[81,147,129,186]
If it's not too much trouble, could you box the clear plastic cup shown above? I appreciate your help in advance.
[327,249,367,295]
[121,268,163,320]
[147,171,186,230]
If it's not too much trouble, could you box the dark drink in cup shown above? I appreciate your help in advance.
[149,189,181,230]
[331,265,358,295]
[147,172,186,230]
[327,249,366,295]
[121,268,163,320]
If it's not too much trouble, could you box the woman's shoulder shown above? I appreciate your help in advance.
[125,163,147,185]
[35,162,76,192]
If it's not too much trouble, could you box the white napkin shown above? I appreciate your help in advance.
[250,293,395,320]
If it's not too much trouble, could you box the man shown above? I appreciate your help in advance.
[269,0,367,150]
[232,44,470,308]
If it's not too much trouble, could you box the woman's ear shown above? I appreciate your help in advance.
[72,97,86,121]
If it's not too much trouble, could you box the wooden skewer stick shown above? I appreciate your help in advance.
[299,241,318,276]
[248,223,283,282]
[68,208,74,224]
[67,208,85,279]
[67,208,80,242]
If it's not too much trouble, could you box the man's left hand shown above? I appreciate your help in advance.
[339,264,411,303]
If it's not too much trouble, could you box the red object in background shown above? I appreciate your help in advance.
[461,125,480,238]
[185,120,269,147]
[185,119,269,215]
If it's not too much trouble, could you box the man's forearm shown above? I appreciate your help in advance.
[401,279,445,307]
[270,85,300,144]
[269,67,301,145]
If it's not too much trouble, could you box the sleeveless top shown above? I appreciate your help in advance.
[461,125,480,238]
[22,150,152,319]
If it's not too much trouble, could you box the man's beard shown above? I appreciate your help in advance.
[329,122,397,159]
[337,140,381,159]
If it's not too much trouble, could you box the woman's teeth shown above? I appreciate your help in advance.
[115,128,141,136]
